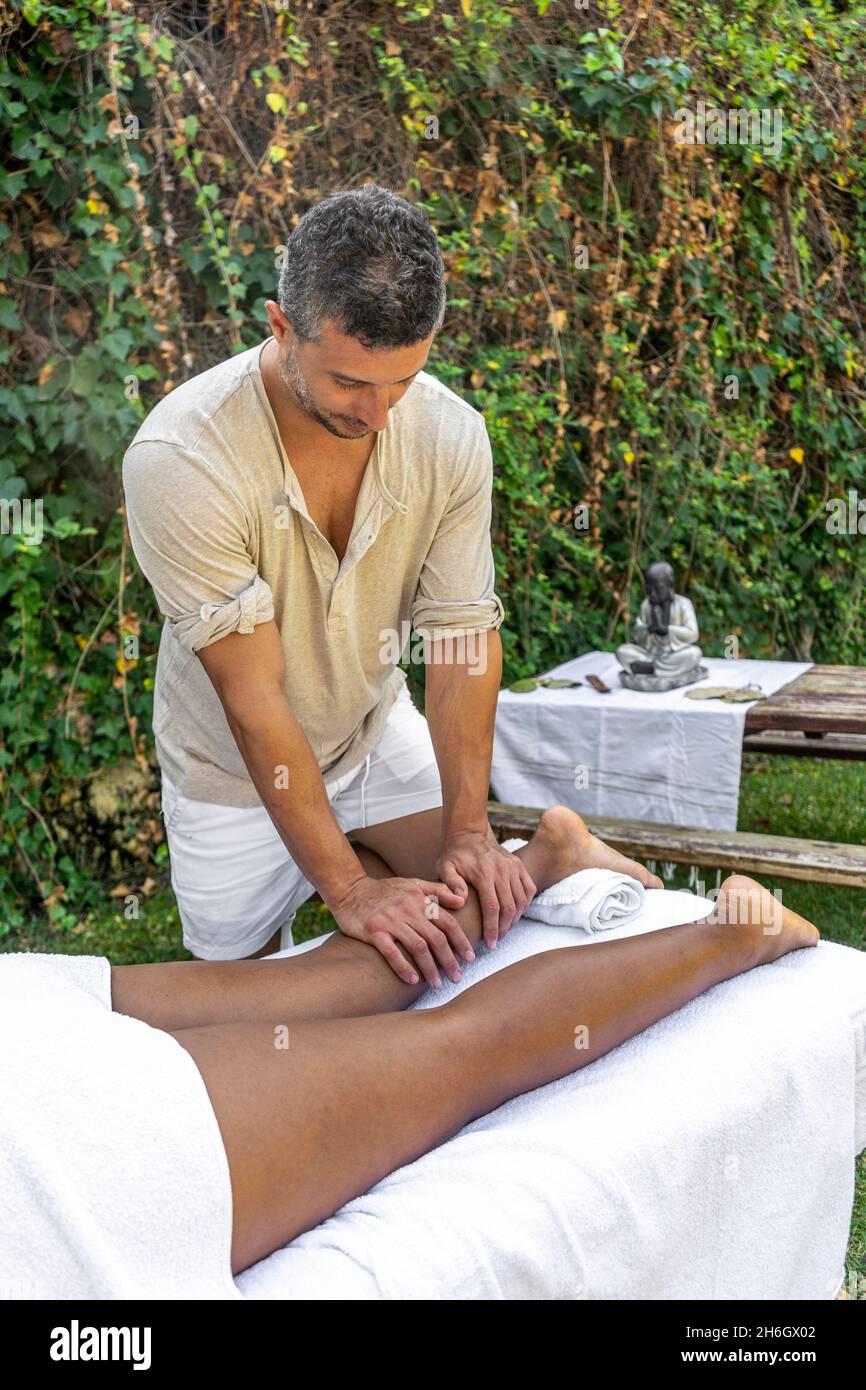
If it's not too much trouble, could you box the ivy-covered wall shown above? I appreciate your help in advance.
[1,0,864,928]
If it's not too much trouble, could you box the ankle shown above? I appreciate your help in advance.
[700,899,764,971]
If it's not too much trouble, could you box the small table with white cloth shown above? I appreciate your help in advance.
[491,651,814,833]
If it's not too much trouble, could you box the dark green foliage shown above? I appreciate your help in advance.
[1,0,864,927]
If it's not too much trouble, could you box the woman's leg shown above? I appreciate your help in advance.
[112,843,405,1032]
[111,806,657,1033]
[169,875,819,1275]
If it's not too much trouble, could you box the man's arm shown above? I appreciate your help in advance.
[196,619,471,985]
[423,629,536,949]
[408,419,535,948]
[424,628,501,838]
[196,620,368,905]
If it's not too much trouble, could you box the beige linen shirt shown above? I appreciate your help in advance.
[122,337,505,807]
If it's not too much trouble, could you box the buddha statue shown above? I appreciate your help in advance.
[616,561,707,691]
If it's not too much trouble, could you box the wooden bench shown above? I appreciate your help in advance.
[743,731,866,760]
[306,804,866,893]
[487,800,866,889]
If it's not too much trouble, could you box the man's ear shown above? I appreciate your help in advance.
[264,299,292,346]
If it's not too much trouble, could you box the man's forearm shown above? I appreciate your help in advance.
[423,628,503,838]
[223,688,367,909]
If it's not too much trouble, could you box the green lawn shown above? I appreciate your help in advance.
[5,751,865,1295]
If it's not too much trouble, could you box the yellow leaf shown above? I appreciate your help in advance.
[788,447,804,464]
[623,450,635,465]
[460,0,473,15]
[269,144,287,163]
[266,92,285,114]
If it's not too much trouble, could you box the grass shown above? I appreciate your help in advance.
[4,751,865,1295]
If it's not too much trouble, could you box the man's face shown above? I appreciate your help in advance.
[270,310,433,441]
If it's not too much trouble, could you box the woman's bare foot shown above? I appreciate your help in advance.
[704,874,820,964]
[523,804,664,893]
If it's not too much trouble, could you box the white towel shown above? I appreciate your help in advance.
[501,836,645,932]
[0,952,241,1300]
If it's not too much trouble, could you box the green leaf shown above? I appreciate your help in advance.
[0,299,21,330]
[749,364,773,390]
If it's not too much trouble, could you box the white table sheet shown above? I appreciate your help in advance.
[491,652,813,831]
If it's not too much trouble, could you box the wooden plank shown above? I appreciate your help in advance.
[745,664,866,736]
[787,664,866,685]
[487,800,866,888]
[742,732,866,761]
[745,697,866,735]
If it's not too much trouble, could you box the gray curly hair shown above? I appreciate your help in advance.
[277,184,447,351]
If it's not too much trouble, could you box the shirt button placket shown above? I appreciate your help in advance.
[328,577,348,634]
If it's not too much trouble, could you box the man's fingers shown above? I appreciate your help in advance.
[383,923,443,990]
[519,863,537,903]
[494,873,517,936]
[435,859,469,899]
[416,888,473,970]
[412,916,465,984]
[511,862,537,923]
[369,929,421,987]
[479,886,501,951]
[420,875,465,909]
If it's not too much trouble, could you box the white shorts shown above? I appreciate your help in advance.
[161,684,444,960]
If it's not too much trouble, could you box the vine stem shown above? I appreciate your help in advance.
[117,506,148,770]
[64,597,114,742]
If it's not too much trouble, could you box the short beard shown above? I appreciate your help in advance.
[277,341,371,441]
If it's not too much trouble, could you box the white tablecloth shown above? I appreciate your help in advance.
[491,651,812,831]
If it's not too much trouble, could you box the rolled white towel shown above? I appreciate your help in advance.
[502,837,645,933]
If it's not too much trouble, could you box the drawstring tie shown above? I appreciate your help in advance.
[358,751,373,828]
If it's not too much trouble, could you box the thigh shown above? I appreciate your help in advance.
[350,806,445,882]
[336,686,445,877]
[170,1005,472,1276]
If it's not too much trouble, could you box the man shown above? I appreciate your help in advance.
[123,184,537,987]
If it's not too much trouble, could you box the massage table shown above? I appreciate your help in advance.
[233,886,866,1301]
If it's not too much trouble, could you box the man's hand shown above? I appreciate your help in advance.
[437,826,536,952]
[329,874,474,989]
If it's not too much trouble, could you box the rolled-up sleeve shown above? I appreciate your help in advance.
[122,439,275,654]
[411,422,505,641]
